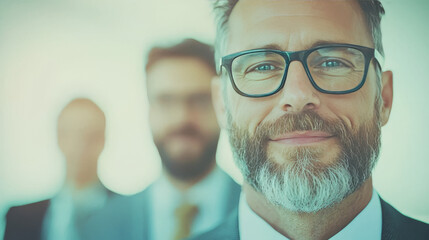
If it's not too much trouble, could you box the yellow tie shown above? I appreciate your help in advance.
[173,203,199,240]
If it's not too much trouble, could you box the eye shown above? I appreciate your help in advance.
[317,58,352,69]
[246,62,281,74]
[155,94,176,107]
[323,60,341,67]
[255,64,276,71]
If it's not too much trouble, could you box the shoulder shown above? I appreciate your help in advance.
[103,185,153,212]
[225,174,241,193]
[83,186,154,240]
[96,184,155,219]
[380,198,429,240]
[218,168,241,212]
[6,199,50,220]
[218,168,241,197]
[5,199,51,240]
[188,208,240,240]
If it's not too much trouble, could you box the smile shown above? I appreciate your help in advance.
[269,131,334,145]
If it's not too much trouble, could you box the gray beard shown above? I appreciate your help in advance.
[227,105,381,212]
[255,147,355,212]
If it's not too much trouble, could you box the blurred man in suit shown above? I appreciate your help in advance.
[96,39,240,240]
[191,0,429,239]
[5,98,114,240]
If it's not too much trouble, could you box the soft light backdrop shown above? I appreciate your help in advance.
[1,0,428,232]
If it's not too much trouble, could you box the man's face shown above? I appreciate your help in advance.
[148,57,220,180]
[57,102,105,184]
[217,0,392,211]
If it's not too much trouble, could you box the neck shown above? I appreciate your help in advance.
[67,174,99,191]
[165,161,216,192]
[244,178,373,240]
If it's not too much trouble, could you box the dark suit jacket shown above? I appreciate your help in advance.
[86,171,241,240]
[190,198,429,240]
[4,200,50,240]
[4,189,117,240]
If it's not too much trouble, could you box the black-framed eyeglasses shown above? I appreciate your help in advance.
[219,43,384,98]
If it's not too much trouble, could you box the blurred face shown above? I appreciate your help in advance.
[216,0,392,211]
[57,101,105,185]
[148,57,220,180]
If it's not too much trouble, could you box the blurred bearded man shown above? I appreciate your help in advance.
[95,39,240,240]
[190,0,429,239]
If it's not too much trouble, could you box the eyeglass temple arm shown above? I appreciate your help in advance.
[218,58,223,74]
[374,49,385,70]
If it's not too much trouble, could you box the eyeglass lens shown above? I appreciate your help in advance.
[230,46,366,95]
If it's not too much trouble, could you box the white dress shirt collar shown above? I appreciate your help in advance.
[239,189,382,240]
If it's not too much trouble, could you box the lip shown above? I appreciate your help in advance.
[169,134,199,141]
[270,131,334,145]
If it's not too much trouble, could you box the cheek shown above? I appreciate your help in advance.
[324,84,378,130]
[88,140,104,156]
[202,115,220,134]
[149,110,165,138]
[191,111,220,138]
[229,93,274,133]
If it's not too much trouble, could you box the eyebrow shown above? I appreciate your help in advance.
[309,40,350,49]
[256,43,284,51]
[256,40,352,51]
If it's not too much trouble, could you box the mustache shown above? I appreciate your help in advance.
[165,125,204,139]
[256,110,349,140]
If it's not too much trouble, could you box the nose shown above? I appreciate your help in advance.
[171,101,195,127]
[277,61,320,112]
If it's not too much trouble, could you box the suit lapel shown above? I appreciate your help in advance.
[380,197,429,240]
[224,208,241,240]
[190,207,240,240]
[141,186,152,240]
[125,186,152,240]
[380,197,401,240]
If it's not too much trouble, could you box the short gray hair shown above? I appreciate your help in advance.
[212,0,385,70]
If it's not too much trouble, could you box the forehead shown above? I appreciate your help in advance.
[147,57,214,97]
[58,103,105,132]
[227,0,372,53]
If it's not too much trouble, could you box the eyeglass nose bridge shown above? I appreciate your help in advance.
[279,50,320,93]
[283,49,310,69]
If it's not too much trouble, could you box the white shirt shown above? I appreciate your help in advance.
[42,182,109,240]
[239,189,382,240]
[151,167,233,240]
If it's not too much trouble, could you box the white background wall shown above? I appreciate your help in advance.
[0,0,428,232]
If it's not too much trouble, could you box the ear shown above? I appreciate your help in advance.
[380,70,393,126]
[212,76,228,129]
